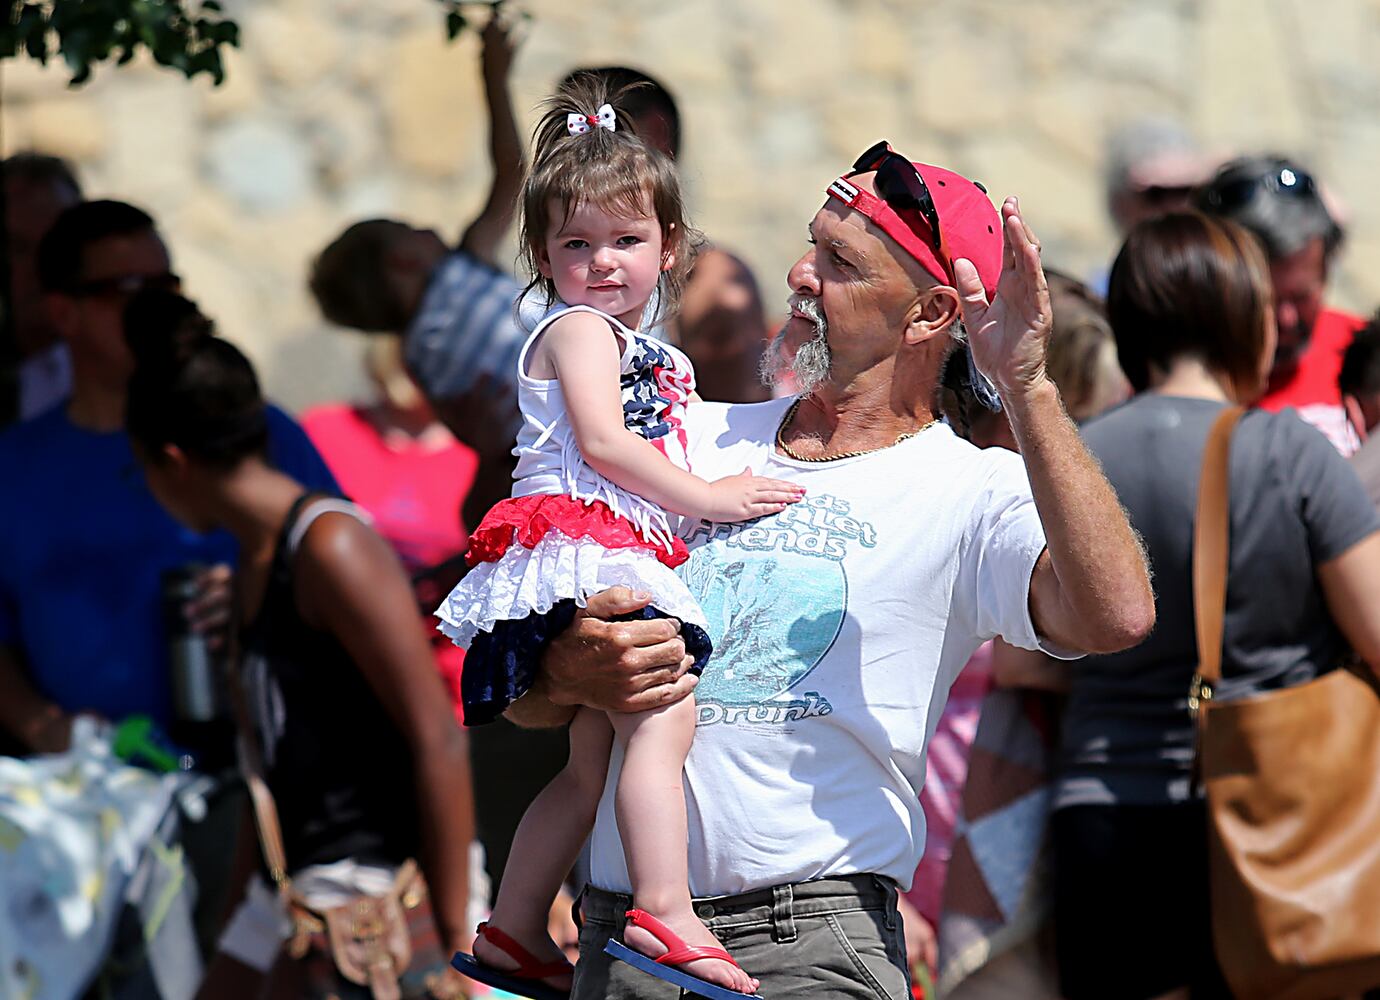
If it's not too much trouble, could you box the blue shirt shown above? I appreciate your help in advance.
[0,404,338,727]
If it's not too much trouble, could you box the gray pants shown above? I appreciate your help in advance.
[572,875,913,999]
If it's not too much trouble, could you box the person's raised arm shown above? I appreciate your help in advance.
[458,10,523,267]
[294,515,475,967]
[956,198,1154,655]
[545,312,803,522]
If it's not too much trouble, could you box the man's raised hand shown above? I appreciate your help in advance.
[953,196,1053,402]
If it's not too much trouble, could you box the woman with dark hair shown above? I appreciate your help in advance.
[123,290,474,999]
[1051,212,1380,1000]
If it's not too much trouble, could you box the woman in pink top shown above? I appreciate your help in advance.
[302,337,478,719]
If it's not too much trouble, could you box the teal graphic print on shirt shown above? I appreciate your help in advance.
[679,493,877,727]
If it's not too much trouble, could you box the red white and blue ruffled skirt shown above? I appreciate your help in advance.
[434,494,712,725]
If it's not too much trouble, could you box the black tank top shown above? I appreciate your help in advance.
[240,494,419,873]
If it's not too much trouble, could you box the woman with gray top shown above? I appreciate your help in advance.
[1052,212,1380,1000]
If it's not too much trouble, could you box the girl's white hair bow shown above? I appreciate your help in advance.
[567,104,617,136]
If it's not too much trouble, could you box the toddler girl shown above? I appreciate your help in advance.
[438,76,802,997]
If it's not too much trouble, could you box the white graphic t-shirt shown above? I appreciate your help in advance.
[588,398,1076,896]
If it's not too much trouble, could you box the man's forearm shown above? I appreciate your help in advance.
[1003,379,1154,652]
[0,645,68,751]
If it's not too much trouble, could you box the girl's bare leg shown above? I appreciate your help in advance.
[473,707,612,987]
[608,695,758,994]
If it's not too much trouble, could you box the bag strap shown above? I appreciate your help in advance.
[228,668,293,894]
[223,558,294,896]
[230,495,366,895]
[1191,406,1245,718]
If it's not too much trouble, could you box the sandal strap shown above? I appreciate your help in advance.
[657,944,739,968]
[623,909,743,971]
[475,922,574,979]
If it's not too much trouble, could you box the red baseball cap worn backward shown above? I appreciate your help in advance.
[827,162,1004,299]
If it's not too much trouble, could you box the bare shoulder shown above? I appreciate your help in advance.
[294,511,397,597]
[542,308,622,345]
[530,309,624,379]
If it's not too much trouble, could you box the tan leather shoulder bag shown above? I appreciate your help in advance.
[1194,405,1380,1000]
[243,768,431,1000]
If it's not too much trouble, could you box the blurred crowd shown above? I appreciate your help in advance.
[4,11,1380,1000]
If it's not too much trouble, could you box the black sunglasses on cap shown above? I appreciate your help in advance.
[850,141,949,267]
[1201,163,1318,212]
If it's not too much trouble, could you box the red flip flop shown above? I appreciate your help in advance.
[624,909,744,970]
[602,908,757,998]
[449,922,573,1000]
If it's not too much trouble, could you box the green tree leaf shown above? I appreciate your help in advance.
[1,0,241,87]
[436,0,488,42]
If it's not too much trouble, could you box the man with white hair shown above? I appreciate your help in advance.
[499,144,1155,998]
[1104,119,1213,237]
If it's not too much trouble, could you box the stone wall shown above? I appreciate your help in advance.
[7,0,1380,411]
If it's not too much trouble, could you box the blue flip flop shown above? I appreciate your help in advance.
[604,908,759,1000]
[451,921,573,1000]
[450,952,570,1000]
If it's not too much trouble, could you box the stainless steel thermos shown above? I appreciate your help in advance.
[161,563,222,723]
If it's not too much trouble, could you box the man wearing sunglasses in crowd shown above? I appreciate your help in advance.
[0,199,337,763]
[497,146,1154,998]
[1197,154,1359,454]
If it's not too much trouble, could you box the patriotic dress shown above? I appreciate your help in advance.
[435,303,712,725]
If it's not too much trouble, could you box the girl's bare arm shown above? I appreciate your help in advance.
[539,312,802,523]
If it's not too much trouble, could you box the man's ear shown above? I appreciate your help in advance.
[903,286,961,346]
[160,442,193,479]
[397,235,439,275]
[1344,393,1369,442]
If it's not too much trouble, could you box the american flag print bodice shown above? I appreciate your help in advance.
[507,303,698,554]
[619,327,694,472]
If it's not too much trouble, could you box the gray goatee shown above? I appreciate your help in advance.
[761,296,832,395]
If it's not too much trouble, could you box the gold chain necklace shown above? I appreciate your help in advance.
[775,397,937,463]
